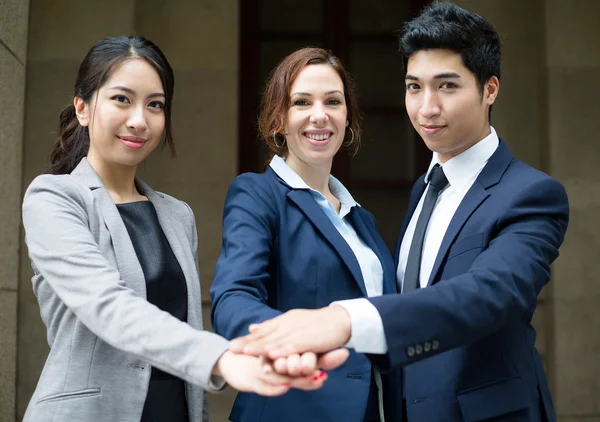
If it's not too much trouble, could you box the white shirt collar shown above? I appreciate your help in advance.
[269,155,359,209]
[425,126,500,193]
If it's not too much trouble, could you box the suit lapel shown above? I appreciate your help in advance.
[394,177,427,268]
[95,185,148,298]
[426,183,489,287]
[287,189,368,297]
[70,158,147,297]
[141,182,200,325]
[142,183,194,286]
[427,140,514,287]
[347,209,397,295]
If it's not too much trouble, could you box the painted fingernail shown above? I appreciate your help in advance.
[318,371,327,379]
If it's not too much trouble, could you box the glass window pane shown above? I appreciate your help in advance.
[349,0,410,33]
[351,113,414,181]
[259,0,323,33]
[349,42,405,108]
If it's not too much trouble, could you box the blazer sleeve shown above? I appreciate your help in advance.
[22,175,229,391]
[210,173,282,340]
[368,177,569,371]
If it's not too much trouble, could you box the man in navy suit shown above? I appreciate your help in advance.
[231,3,569,421]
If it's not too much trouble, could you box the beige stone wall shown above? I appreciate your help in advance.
[545,0,600,420]
[17,1,239,420]
[0,0,29,420]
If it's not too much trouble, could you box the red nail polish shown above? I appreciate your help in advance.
[318,371,327,379]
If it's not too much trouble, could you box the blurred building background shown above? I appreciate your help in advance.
[1,0,599,421]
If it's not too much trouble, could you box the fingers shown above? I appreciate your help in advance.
[299,352,317,375]
[317,348,350,371]
[290,370,328,391]
[273,357,289,374]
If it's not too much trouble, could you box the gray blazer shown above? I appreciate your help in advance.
[22,158,230,422]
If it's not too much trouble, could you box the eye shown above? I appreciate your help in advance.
[149,101,165,110]
[440,82,458,89]
[406,83,420,91]
[111,95,130,104]
[326,98,343,105]
[293,99,309,106]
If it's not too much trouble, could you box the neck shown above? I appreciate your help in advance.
[285,155,332,194]
[87,153,141,203]
[438,124,492,163]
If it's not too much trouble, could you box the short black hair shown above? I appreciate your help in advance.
[399,2,501,94]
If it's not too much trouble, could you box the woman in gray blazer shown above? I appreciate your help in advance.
[21,36,334,422]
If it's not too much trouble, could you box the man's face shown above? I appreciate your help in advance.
[405,49,499,162]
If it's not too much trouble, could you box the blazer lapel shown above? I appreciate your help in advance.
[94,190,148,298]
[140,182,201,326]
[394,177,427,268]
[426,183,489,287]
[68,159,151,300]
[287,189,368,297]
[347,209,397,295]
[427,140,514,287]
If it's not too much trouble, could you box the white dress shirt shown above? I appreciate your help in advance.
[336,127,500,354]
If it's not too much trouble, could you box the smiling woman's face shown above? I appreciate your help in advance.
[283,64,349,173]
[76,58,166,169]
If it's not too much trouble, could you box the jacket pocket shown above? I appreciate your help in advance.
[37,387,101,404]
[457,377,529,421]
[446,232,484,261]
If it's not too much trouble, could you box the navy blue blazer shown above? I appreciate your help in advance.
[367,141,569,422]
[211,168,402,422]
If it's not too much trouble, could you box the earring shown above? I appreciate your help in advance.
[347,127,355,144]
[272,132,286,148]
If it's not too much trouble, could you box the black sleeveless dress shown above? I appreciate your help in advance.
[117,201,190,422]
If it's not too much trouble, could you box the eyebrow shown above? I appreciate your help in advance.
[291,90,344,96]
[108,86,165,98]
[405,72,461,80]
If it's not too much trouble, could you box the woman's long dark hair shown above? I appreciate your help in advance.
[48,36,175,174]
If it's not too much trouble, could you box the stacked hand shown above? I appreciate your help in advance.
[216,306,352,396]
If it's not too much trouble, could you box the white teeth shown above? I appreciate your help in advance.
[305,133,330,141]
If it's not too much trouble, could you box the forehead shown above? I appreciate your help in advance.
[103,58,163,91]
[290,64,344,93]
[406,49,472,78]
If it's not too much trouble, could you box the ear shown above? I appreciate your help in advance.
[346,120,349,128]
[484,76,500,105]
[74,96,90,127]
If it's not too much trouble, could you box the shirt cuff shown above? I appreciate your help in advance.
[331,298,388,354]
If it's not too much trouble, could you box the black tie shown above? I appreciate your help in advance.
[402,164,449,293]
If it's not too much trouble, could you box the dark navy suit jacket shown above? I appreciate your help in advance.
[367,141,569,421]
[210,168,402,422]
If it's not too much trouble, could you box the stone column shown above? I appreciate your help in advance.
[0,0,29,420]
[545,0,600,420]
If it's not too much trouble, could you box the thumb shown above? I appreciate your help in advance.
[317,348,350,371]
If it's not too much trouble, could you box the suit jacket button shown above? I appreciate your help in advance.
[424,341,431,352]
[415,344,423,355]
[432,340,439,350]
[407,346,416,357]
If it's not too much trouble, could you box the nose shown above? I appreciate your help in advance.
[419,89,441,119]
[309,102,328,125]
[126,106,148,132]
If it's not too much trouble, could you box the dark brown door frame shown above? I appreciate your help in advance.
[237,0,433,176]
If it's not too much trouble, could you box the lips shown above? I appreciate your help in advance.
[420,125,446,135]
[119,136,146,150]
[303,130,334,147]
